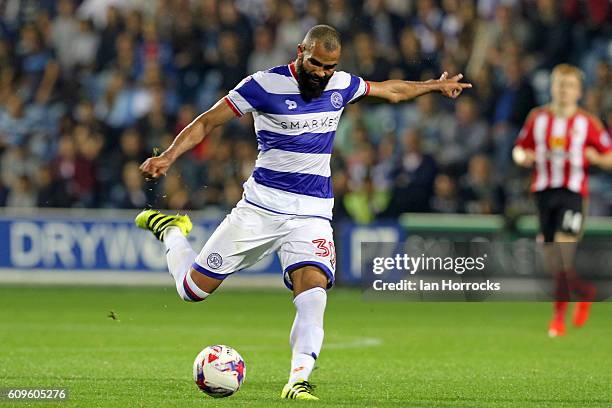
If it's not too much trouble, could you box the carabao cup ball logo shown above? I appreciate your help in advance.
[330,91,343,109]
[207,253,223,269]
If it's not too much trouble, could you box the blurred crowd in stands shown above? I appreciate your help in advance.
[0,0,610,223]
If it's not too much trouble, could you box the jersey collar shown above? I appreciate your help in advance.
[289,62,298,81]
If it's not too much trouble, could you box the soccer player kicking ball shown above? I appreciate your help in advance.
[136,25,471,400]
[513,64,612,337]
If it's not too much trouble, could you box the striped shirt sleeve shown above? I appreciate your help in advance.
[226,74,266,117]
[515,109,537,149]
[347,74,370,104]
[587,120,611,153]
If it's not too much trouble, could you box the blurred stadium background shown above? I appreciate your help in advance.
[0,0,610,284]
[1,2,612,407]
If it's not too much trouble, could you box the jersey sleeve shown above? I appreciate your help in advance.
[346,74,370,104]
[586,115,612,153]
[225,73,266,117]
[515,109,537,149]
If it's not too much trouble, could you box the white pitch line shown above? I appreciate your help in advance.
[219,338,384,352]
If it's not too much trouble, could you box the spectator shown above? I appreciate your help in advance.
[16,25,59,103]
[459,154,506,214]
[275,3,305,56]
[216,31,247,91]
[332,169,351,221]
[431,174,462,213]
[6,175,37,207]
[37,165,71,207]
[0,1,608,217]
[0,94,36,146]
[110,161,148,209]
[51,135,95,207]
[346,32,391,82]
[96,7,123,70]
[396,28,436,81]
[51,0,80,71]
[137,19,173,78]
[0,181,8,206]
[382,129,437,216]
[1,143,39,188]
[247,26,287,74]
[344,172,390,224]
[437,95,489,174]
[491,57,536,172]
[528,0,573,69]
[72,19,99,70]
[398,93,453,153]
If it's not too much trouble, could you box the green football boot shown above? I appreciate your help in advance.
[281,380,319,400]
[134,209,192,241]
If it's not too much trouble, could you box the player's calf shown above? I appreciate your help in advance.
[135,209,224,303]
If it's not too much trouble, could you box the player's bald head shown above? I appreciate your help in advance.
[295,25,340,100]
[301,25,341,52]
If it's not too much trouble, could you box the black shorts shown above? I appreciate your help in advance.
[534,188,584,243]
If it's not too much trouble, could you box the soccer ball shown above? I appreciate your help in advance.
[193,345,246,398]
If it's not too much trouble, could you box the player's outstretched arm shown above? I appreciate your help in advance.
[367,72,472,104]
[139,98,236,178]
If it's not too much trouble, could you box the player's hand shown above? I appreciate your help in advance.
[437,72,472,99]
[139,154,173,179]
[512,147,535,168]
[585,147,600,165]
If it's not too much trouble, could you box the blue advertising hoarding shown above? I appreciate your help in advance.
[0,211,281,275]
[336,221,405,285]
[0,210,408,286]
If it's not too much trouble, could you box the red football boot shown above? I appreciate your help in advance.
[572,302,592,328]
[548,319,566,337]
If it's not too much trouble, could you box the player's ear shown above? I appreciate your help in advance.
[297,44,304,57]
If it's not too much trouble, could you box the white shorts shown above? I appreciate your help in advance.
[193,199,336,290]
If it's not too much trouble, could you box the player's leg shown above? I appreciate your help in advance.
[554,193,595,328]
[280,266,328,401]
[288,266,328,379]
[279,218,335,400]
[136,204,281,302]
[135,209,221,301]
[535,191,568,336]
[165,227,223,301]
[552,231,590,327]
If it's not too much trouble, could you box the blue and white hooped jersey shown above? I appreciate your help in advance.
[224,63,370,220]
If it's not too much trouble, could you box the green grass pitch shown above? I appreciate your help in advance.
[1,285,611,407]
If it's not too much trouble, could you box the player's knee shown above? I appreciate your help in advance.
[554,232,579,243]
[190,268,224,293]
[179,269,223,302]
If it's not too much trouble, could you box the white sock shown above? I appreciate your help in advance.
[164,227,208,302]
[288,287,326,384]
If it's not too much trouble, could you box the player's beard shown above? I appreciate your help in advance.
[296,58,332,101]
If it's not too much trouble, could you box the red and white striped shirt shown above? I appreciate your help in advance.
[515,106,611,196]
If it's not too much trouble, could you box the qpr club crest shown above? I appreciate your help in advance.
[330,91,343,109]
[207,253,223,269]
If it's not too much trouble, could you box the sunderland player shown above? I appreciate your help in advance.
[513,64,612,337]
[136,25,471,399]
